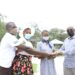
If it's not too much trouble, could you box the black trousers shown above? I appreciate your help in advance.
[0,66,13,75]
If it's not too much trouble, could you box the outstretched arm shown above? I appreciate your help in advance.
[16,45,52,57]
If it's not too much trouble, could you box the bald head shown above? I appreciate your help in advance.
[5,22,17,35]
[6,22,17,32]
[67,26,75,37]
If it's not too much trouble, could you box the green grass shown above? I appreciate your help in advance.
[32,63,38,73]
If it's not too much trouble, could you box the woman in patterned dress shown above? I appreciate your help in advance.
[12,27,34,75]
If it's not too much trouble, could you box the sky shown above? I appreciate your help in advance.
[0,0,75,31]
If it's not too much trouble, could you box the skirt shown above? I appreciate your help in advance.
[12,54,33,75]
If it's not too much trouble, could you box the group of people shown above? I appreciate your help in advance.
[0,22,75,75]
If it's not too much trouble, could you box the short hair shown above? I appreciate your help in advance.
[23,28,31,34]
[6,22,16,31]
[67,26,74,32]
[67,26,74,30]
[42,30,49,35]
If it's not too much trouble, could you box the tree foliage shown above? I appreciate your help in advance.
[31,26,68,47]
[31,24,41,47]
[49,28,68,41]
[0,15,6,41]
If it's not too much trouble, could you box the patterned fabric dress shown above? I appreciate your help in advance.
[12,54,33,75]
[12,38,34,75]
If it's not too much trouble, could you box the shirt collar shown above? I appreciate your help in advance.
[68,35,75,40]
[42,40,50,44]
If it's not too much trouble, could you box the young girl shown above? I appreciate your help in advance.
[37,30,57,75]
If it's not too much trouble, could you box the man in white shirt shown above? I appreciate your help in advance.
[0,22,23,75]
[0,22,52,75]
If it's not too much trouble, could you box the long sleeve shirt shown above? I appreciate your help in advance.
[60,35,75,68]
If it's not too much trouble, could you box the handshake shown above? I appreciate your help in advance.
[51,50,64,56]
[34,50,64,59]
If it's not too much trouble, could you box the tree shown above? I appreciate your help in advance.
[0,14,6,41]
[31,26,68,47]
[49,28,68,41]
[31,24,41,47]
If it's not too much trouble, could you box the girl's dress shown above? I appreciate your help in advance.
[37,41,56,75]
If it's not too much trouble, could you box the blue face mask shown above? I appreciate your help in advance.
[24,34,32,40]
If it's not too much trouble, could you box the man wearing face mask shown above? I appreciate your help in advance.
[36,30,57,75]
[54,27,75,75]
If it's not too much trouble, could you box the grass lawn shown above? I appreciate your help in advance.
[32,63,38,73]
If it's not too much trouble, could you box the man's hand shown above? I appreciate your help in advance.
[34,55,45,59]
[48,52,57,59]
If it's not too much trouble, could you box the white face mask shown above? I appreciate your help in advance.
[42,36,49,40]
[24,34,32,40]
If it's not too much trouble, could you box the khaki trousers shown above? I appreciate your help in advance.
[64,67,75,75]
